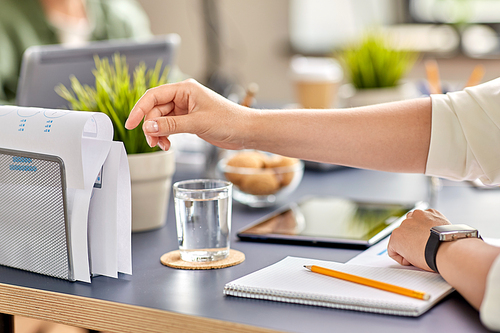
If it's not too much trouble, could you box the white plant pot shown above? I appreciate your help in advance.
[340,82,419,108]
[128,150,176,232]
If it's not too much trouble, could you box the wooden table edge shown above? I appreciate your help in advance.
[0,282,279,333]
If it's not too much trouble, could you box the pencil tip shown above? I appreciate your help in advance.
[304,265,312,270]
[423,294,430,301]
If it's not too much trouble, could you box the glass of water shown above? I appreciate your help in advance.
[173,179,232,262]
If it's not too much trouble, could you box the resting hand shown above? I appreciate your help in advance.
[125,79,251,151]
[388,209,451,271]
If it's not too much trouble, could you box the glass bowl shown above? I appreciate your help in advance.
[216,150,304,208]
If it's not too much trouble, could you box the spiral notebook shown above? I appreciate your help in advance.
[224,256,453,316]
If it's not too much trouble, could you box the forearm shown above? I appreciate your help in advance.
[436,238,500,309]
[130,80,432,170]
[245,97,432,173]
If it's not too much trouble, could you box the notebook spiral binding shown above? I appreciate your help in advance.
[0,147,74,281]
[223,284,419,316]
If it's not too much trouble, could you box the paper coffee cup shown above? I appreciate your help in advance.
[290,57,343,109]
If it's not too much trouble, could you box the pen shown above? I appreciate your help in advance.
[464,64,485,88]
[425,59,442,94]
[241,83,259,107]
[304,265,430,301]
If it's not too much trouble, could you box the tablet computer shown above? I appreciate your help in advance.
[16,34,180,109]
[237,196,427,248]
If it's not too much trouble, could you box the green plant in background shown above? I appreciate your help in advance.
[56,53,170,154]
[338,33,417,90]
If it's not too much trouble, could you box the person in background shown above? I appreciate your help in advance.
[0,1,150,331]
[0,0,151,104]
[125,78,500,331]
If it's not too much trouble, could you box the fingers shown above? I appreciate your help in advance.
[126,89,171,129]
[157,136,171,151]
[140,102,175,149]
[125,79,199,130]
[144,102,175,121]
[388,208,444,271]
[125,104,148,130]
[146,135,159,148]
[143,114,199,137]
[142,114,198,150]
[387,245,412,266]
[145,135,171,150]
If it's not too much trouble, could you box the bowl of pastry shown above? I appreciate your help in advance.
[217,150,304,207]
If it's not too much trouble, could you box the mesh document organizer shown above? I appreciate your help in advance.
[0,147,73,280]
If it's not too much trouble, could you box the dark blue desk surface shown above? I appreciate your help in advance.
[1,167,498,332]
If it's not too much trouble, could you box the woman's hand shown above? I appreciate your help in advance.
[389,209,500,310]
[125,79,253,151]
[387,209,451,271]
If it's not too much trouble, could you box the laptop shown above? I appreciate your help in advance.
[16,34,180,109]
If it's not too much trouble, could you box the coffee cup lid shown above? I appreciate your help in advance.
[290,56,343,82]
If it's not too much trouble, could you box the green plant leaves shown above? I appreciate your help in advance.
[55,53,170,154]
[338,34,417,90]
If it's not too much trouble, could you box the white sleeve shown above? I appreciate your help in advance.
[426,78,500,185]
[480,253,500,331]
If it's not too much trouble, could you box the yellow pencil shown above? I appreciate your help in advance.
[304,265,430,301]
[241,83,259,107]
[425,59,442,94]
[464,64,485,88]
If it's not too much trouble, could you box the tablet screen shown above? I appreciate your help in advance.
[238,197,417,245]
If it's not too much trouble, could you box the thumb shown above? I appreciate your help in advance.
[143,114,198,137]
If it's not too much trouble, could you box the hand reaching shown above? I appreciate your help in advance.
[125,79,252,151]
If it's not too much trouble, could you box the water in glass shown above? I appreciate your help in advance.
[175,192,231,262]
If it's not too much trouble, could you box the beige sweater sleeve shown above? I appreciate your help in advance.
[426,78,500,331]
[426,78,500,185]
[481,254,500,331]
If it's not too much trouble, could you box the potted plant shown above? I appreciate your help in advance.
[338,33,418,107]
[56,54,176,232]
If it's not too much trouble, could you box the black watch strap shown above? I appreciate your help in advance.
[425,231,440,273]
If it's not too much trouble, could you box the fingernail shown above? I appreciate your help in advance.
[144,120,159,133]
[158,141,165,151]
[146,135,153,147]
[124,117,132,129]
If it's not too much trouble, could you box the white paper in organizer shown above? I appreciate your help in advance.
[0,106,131,282]
[88,141,132,277]
[68,137,112,281]
[115,142,132,275]
[0,106,112,189]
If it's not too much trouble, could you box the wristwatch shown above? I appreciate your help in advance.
[424,224,481,273]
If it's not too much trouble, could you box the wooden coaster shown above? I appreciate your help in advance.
[160,249,245,270]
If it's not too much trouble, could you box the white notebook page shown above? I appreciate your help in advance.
[224,256,453,316]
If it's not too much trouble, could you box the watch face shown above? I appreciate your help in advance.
[431,224,479,241]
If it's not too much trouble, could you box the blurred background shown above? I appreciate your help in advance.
[6,1,500,331]
[138,0,500,105]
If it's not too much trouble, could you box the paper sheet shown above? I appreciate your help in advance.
[225,256,453,316]
[347,236,500,270]
[115,142,132,275]
[346,237,423,270]
[71,138,112,281]
[0,106,112,189]
[88,141,131,277]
